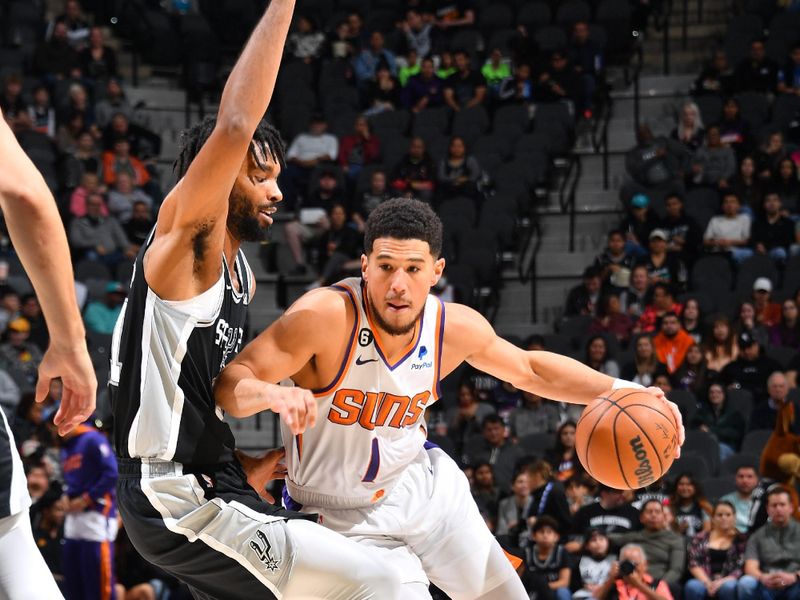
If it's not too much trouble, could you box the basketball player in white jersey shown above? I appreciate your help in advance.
[0,108,97,598]
[215,198,686,600]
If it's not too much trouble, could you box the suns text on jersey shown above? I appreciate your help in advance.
[327,389,430,430]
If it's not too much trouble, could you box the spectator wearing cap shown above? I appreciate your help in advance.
[282,115,339,209]
[566,486,642,553]
[83,282,127,335]
[751,192,795,263]
[443,50,488,112]
[621,194,661,258]
[635,283,683,335]
[722,331,782,404]
[69,192,135,268]
[0,318,43,391]
[565,266,604,317]
[402,57,447,112]
[521,516,573,600]
[597,543,675,600]
[749,371,791,431]
[703,192,753,263]
[352,31,397,87]
[653,312,695,374]
[752,278,782,328]
[638,229,688,291]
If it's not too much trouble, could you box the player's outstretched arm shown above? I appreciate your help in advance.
[146,0,295,300]
[0,111,96,435]
[445,303,685,448]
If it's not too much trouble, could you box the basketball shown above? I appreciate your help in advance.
[575,389,679,490]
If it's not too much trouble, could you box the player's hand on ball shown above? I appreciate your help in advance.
[266,385,317,435]
[645,386,686,457]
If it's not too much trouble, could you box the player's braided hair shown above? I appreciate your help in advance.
[173,116,286,179]
[364,197,443,258]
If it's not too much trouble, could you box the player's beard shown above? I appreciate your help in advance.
[368,291,423,336]
[228,191,266,242]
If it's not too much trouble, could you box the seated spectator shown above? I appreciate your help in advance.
[0,289,20,335]
[692,383,745,459]
[597,543,674,600]
[672,343,710,396]
[770,299,800,348]
[626,124,688,189]
[326,20,355,61]
[735,300,771,347]
[653,311,695,374]
[124,201,154,252]
[0,318,43,392]
[402,9,433,58]
[107,172,153,224]
[497,62,534,104]
[446,381,495,454]
[704,316,739,373]
[83,281,126,335]
[27,86,55,140]
[80,26,118,81]
[363,64,400,115]
[481,48,512,98]
[309,203,362,289]
[103,112,159,160]
[724,156,762,216]
[338,116,381,184]
[661,194,702,265]
[101,137,150,188]
[33,21,80,80]
[0,74,26,129]
[31,486,66,586]
[671,474,712,539]
[693,50,736,97]
[622,335,668,388]
[621,265,651,320]
[778,43,800,96]
[636,283,683,335]
[402,57,446,112]
[738,487,800,600]
[436,135,481,200]
[720,465,760,533]
[735,39,779,94]
[56,111,87,156]
[284,169,346,273]
[749,371,791,431]
[703,192,752,263]
[497,470,533,548]
[672,101,705,153]
[345,12,366,52]
[590,293,635,347]
[509,390,560,438]
[287,14,325,63]
[20,295,48,353]
[282,114,339,208]
[58,82,95,129]
[610,500,686,589]
[692,126,736,186]
[685,500,745,600]
[585,335,620,377]
[534,50,581,108]
[681,299,703,343]
[443,50,487,112]
[717,97,753,160]
[390,136,436,202]
[773,158,800,214]
[352,31,397,86]
[722,331,782,404]
[465,414,525,492]
[521,516,572,600]
[594,230,635,288]
[574,529,616,600]
[526,461,573,536]
[752,192,795,263]
[567,486,641,552]
[567,21,604,118]
[566,474,598,515]
[621,194,661,257]
[639,229,688,290]
[545,420,583,482]
[352,170,390,230]
[437,50,457,79]
[566,266,603,317]
[471,462,500,527]
[755,132,788,181]
[70,172,107,219]
[95,79,132,130]
[72,130,100,177]
[47,0,90,49]
[68,192,134,268]
[433,2,476,31]
[752,278,782,328]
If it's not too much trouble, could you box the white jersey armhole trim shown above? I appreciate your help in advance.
[157,274,225,325]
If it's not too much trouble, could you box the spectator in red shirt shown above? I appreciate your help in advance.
[653,312,696,374]
[338,115,381,187]
[636,283,683,334]
[101,137,150,187]
[751,277,782,328]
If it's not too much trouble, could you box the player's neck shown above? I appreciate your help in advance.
[223,235,242,270]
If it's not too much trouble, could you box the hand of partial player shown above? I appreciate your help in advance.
[36,343,97,436]
[236,448,287,503]
[645,386,685,458]
[265,384,317,435]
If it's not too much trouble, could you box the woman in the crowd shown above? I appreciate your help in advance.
[436,135,482,200]
[621,335,668,387]
[584,335,620,378]
[524,459,572,537]
[573,529,615,600]
[546,421,583,482]
[769,298,800,348]
[733,301,769,347]
[589,293,634,347]
[703,316,739,373]
[670,473,713,539]
[723,155,762,217]
[672,101,705,152]
[755,130,788,181]
[681,298,704,343]
[672,343,711,398]
[773,157,800,214]
[472,462,500,530]
[496,470,533,550]
[684,501,745,600]
[691,383,745,460]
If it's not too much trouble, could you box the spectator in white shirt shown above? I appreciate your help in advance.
[703,192,752,263]
[282,114,339,209]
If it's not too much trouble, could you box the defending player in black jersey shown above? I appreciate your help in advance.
[110,0,401,597]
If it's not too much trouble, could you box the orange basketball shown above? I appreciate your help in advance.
[575,389,679,490]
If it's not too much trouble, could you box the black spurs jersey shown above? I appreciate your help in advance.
[110,235,253,465]
[0,407,29,519]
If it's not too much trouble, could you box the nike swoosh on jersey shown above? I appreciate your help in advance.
[355,356,379,366]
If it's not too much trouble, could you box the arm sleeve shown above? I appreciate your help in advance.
[662,535,687,584]
[86,436,119,502]
[743,535,758,562]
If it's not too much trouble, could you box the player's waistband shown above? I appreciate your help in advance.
[285,478,398,509]
[117,457,185,479]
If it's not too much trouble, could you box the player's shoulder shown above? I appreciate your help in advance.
[441,301,495,346]
[285,284,356,323]
[442,301,490,329]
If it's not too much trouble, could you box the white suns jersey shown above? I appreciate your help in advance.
[283,278,445,509]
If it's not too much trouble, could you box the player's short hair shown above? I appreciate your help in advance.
[174,116,286,180]
[364,198,443,257]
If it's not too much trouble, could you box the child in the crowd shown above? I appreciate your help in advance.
[573,529,616,599]
[522,516,572,600]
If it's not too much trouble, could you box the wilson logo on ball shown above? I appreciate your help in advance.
[629,435,655,486]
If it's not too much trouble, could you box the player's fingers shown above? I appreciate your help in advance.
[304,392,317,428]
[293,391,308,432]
[262,490,276,504]
[35,371,51,405]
